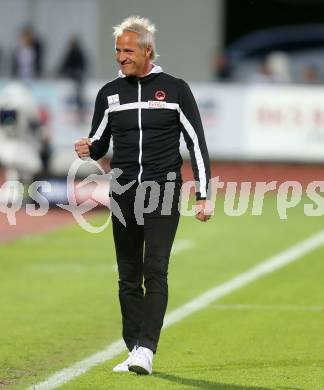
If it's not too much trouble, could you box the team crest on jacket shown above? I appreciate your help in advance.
[155,90,166,101]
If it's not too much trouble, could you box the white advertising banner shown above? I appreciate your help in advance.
[189,84,247,159]
[245,85,324,162]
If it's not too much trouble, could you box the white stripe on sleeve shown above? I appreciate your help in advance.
[90,109,109,142]
[179,108,207,198]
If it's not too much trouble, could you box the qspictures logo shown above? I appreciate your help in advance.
[0,159,324,233]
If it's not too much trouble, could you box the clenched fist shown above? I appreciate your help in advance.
[75,138,92,159]
[195,199,213,222]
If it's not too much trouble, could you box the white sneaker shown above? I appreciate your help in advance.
[112,347,137,372]
[128,346,153,375]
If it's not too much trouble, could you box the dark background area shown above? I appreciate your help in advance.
[225,0,324,45]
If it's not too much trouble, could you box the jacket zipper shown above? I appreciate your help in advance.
[137,80,143,184]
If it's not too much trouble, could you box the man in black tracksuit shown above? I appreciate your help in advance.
[75,16,211,375]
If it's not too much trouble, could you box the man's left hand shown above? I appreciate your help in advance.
[195,199,212,222]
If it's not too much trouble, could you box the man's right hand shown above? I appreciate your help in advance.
[75,138,92,158]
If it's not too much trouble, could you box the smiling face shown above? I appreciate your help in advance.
[115,31,153,77]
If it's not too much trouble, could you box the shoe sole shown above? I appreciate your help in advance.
[128,365,151,375]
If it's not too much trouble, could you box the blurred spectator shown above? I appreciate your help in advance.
[250,59,278,84]
[24,25,44,77]
[58,36,87,118]
[12,25,44,80]
[212,50,232,82]
[266,51,291,83]
[301,65,321,85]
[58,36,87,82]
[250,52,291,84]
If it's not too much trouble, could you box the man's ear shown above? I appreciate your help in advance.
[145,45,153,59]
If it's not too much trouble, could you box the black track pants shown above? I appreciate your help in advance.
[110,181,180,353]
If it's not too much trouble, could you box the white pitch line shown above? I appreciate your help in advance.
[27,229,324,390]
[171,239,195,255]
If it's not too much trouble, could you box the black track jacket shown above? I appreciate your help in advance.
[88,65,211,200]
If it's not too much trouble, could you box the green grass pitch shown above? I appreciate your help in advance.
[1,195,324,389]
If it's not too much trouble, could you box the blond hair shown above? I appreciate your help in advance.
[113,16,158,60]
